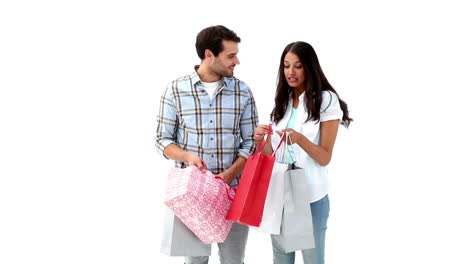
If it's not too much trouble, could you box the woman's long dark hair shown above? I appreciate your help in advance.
[271,41,352,128]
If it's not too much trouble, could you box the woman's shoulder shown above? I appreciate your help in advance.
[321,90,339,110]
[321,90,338,101]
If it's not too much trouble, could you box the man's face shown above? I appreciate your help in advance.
[211,40,240,77]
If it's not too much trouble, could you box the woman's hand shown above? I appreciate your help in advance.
[254,124,273,155]
[276,128,304,145]
[254,124,271,145]
[276,120,340,166]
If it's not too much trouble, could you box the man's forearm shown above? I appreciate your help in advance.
[221,156,247,184]
[163,144,188,162]
[163,144,207,169]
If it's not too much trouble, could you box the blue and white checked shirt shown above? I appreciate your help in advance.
[155,67,258,175]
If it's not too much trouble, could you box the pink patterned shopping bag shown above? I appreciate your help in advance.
[164,166,235,244]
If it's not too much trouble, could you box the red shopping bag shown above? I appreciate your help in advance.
[226,132,285,226]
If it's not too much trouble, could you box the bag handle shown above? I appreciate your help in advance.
[271,132,286,157]
[254,138,268,156]
[253,124,286,157]
[215,176,236,201]
[253,123,273,155]
[281,131,297,163]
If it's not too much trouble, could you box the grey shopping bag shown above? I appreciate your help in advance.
[160,207,211,256]
[271,163,315,253]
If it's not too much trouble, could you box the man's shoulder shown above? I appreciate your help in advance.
[174,72,195,83]
[167,72,197,90]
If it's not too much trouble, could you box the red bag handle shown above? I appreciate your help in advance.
[254,130,286,157]
[215,176,236,201]
[253,138,268,156]
[253,124,272,155]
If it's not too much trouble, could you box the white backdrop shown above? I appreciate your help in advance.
[1,0,468,263]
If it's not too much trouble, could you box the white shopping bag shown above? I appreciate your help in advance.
[252,161,288,234]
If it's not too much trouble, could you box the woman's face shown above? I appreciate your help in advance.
[283,52,305,91]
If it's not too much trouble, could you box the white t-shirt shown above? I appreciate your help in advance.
[271,91,343,203]
[200,80,222,100]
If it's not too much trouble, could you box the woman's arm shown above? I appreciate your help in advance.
[284,119,340,166]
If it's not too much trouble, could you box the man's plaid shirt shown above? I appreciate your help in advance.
[155,68,258,175]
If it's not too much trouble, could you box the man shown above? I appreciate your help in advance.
[156,25,258,264]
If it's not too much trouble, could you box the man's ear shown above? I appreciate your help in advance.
[204,49,214,61]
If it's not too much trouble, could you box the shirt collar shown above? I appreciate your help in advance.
[290,91,306,106]
[191,65,202,84]
[299,92,306,105]
[192,65,229,89]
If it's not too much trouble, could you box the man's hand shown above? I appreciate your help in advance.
[184,152,207,171]
[218,170,235,185]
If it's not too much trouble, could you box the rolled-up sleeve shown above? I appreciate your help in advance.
[155,83,178,158]
[238,88,259,159]
[320,90,343,122]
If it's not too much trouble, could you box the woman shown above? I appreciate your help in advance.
[255,41,352,264]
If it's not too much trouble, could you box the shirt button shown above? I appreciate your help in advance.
[211,154,214,158]
[211,137,214,140]
[210,120,213,123]
[209,104,212,107]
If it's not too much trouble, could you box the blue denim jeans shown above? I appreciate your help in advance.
[272,195,330,264]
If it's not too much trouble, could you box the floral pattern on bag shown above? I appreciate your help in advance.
[164,166,235,244]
